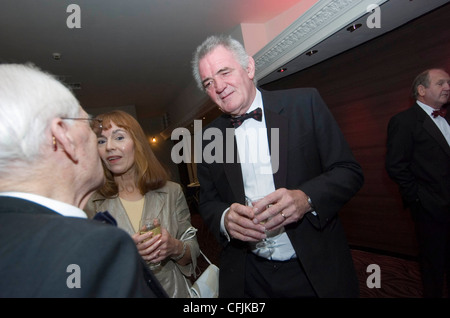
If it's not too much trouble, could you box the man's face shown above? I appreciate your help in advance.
[419,69,450,108]
[198,45,256,117]
[76,109,104,190]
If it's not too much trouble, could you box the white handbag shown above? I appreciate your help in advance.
[189,250,219,298]
[181,227,219,298]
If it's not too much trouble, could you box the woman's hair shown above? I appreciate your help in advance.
[191,34,254,91]
[95,110,168,197]
[0,63,80,174]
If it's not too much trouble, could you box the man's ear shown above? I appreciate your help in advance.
[50,118,78,163]
[417,84,426,97]
[247,56,256,80]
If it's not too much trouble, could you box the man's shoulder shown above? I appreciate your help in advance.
[24,210,133,250]
[260,87,322,109]
[390,104,422,121]
[60,215,130,241]
[260,87,319,97]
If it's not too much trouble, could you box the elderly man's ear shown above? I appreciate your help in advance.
[50,118,78,163]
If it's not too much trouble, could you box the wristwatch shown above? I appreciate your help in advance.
[307,196,315,212]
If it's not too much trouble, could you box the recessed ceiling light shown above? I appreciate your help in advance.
[306,50,318,56]
[346,23,362,32]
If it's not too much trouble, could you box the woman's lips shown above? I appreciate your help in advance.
[107,156,121,163]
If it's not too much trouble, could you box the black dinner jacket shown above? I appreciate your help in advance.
[0,196,167,298]
[386,103,450,222]
[197,88,364,297]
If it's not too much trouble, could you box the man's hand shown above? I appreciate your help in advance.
[251,188,311,231]
[224,202,266,241]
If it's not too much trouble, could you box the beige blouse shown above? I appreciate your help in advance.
[119,196,144,232]
[85,181,200,298]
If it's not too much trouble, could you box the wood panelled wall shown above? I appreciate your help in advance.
[261,3,450,256]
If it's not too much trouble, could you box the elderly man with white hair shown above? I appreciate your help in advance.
[0,63,167,298]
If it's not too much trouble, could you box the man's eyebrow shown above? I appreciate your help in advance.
[202,67,233,86]
[217,67,232,74]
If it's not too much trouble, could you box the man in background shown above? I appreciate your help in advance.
[386,68,450,298]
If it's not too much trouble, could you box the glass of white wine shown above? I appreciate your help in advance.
[139,217,161,268]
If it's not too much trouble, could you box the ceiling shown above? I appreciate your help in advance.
[1,0,448,138]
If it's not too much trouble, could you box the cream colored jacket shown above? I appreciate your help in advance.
[85,181,199,298]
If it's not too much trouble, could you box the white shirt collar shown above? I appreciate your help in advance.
[0,192,87,219]
[248,89,263,113]
[416,100,440,118]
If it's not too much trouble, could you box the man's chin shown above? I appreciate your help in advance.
[220,102,242,116]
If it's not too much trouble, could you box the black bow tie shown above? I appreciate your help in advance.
[432,107,447,118]
[230,108,262,128]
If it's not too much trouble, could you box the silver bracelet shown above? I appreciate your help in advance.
[171,241,187,261]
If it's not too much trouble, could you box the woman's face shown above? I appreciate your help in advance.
[97,121,136,176]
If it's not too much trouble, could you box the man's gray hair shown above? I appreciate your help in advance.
[0,63,80,173]
[191,34,255,91]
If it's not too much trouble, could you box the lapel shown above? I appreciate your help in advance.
[264,107,288,189]
[261,91,288,189]
[217,115,246,204]
[415,103,450,158]
[143,189,166,220]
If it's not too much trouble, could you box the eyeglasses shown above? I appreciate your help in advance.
[61,117,103,136]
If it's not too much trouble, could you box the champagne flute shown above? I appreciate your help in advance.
[139,217,161,268]
[245,196,277,249]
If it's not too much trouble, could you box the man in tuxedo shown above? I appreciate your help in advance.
[191,35,364,297]
[0,63,166,298]
[386,68,450,298]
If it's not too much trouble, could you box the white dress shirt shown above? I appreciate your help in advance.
[0,191,87,218]
[417,101,450,146]
[221,89,296,261]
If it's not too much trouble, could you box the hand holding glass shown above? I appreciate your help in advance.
[245,196,278,249]
[139,217,161,267]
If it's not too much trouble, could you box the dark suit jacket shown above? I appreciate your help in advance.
[197,88,364,297]
[386,103,450,222]
[0,196,167,298]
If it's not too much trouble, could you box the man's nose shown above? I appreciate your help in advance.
[214,77,226,92]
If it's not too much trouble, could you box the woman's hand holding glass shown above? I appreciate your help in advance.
[133,217,187,268]
[133,218,162,268]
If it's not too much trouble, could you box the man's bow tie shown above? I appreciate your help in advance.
[432,107,447,118]
[230,107,262,128]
